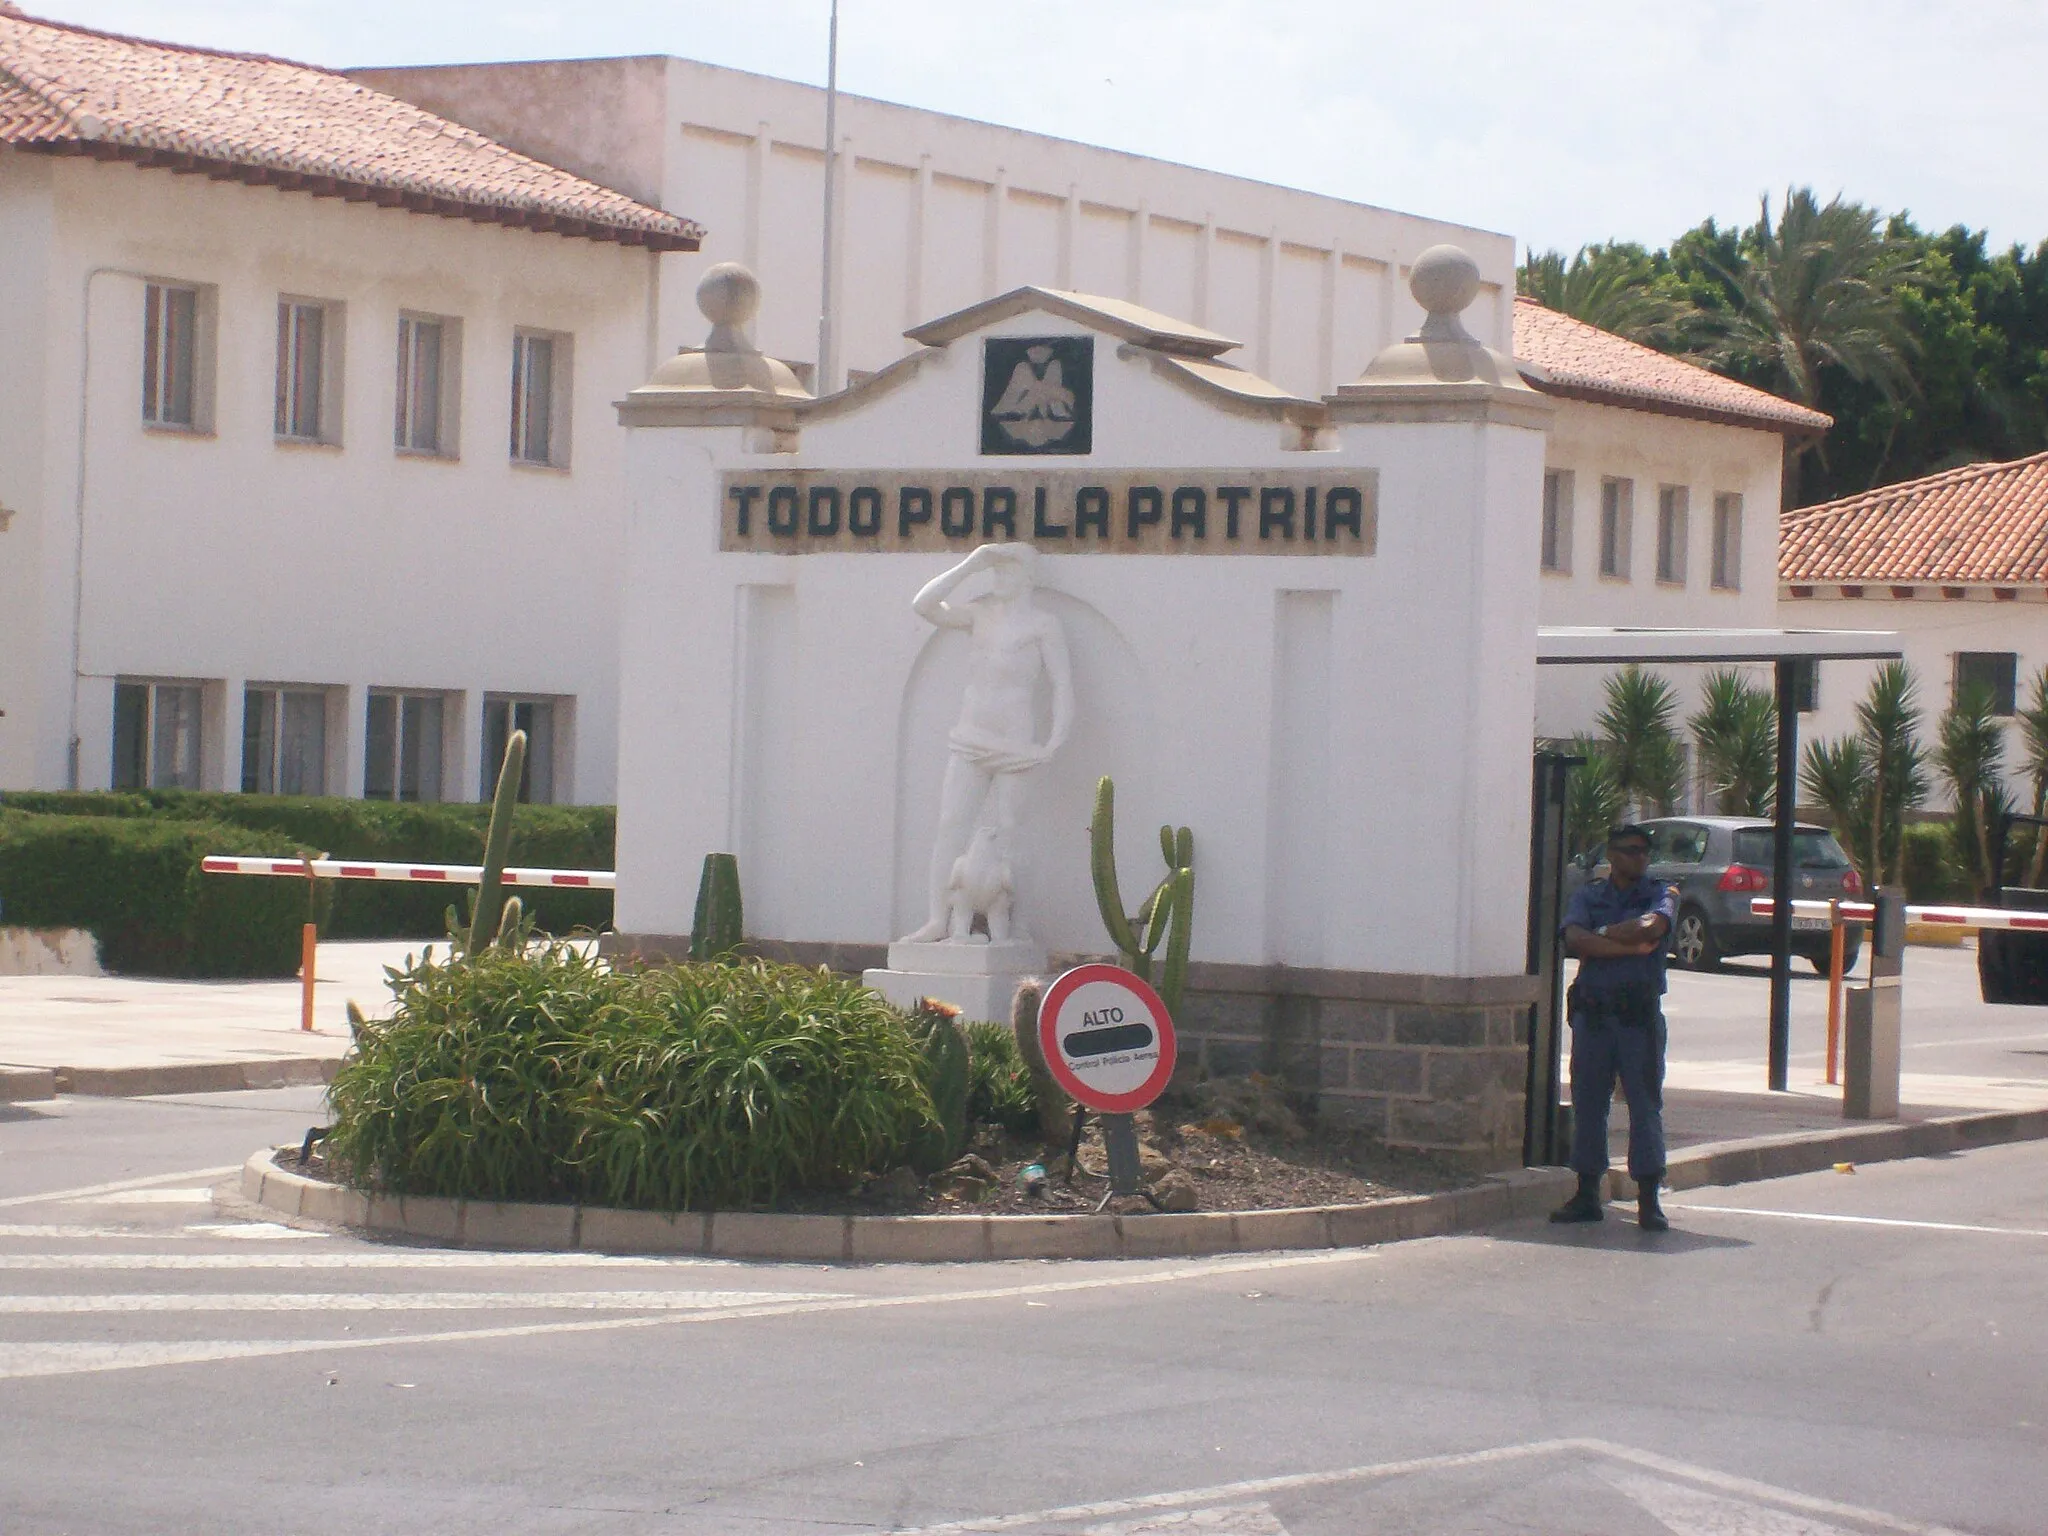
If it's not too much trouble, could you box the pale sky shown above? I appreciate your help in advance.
[34,0,2046,258]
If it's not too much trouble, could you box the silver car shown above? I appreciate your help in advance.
[1568,816,1864,972]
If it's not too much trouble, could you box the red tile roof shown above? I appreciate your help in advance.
[1780,452,2048,586]
[0,10,700,250]
[1512,297,1830,437]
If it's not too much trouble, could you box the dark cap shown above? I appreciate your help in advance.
[1607,823,1653,849]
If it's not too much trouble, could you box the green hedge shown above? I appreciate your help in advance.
[0,790,613,939]
[0,811,309,976]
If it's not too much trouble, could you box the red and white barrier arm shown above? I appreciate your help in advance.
[201,856,615,890]
[1750,897,2048,932]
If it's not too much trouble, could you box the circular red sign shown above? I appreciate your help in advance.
[1038,963,1178,1113]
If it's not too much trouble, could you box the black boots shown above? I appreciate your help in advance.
[1549,1172,1604,1223]
[1637,1181,1670,1232]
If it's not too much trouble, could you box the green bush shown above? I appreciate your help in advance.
[1900,821,1970,904]
[964,1020,1038,1137]
[0,790,613,938]
[0,810,309,976]
[327,948,937,1211]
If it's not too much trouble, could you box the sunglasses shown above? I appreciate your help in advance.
[1609,843,1650,857]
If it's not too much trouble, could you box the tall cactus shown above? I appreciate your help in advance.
[689,853,744,961]
[908,999,972,1173]
[1089,776,1195,1016]
[463,729,526,957]
[1010,978,1072,1146]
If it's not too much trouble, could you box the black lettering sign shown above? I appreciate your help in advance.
[899,486,933,538]
[1032,484,1070,539]
[1127,485,1163,539]
[982,486,1018,539]
[767,485,800,537]
[848,486,883,537]
[1170,486,1207,540]
[1259,486,1295,541]
[807,486,841,537]
[1303,485,1317,542]
[1217,486,1252,541]
[940,486,976,538]
[1075,486,1110,540]
[1325,486,1364,542]
[728,485,762,536]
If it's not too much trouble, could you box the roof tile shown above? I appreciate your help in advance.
[0,10,700,249]
[1513,297,1830,436]
[1780,452,2048,585]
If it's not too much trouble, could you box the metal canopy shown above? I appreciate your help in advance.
[1537,626,1901,666]
[1532,624,1902,1096]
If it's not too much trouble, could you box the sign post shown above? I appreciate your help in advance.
[1038,963,1178,1209]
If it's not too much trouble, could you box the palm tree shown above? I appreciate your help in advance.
[1802,735,1873,882]
[1563,733,1625,856]
[1595,666,1685,819]
[1517,243,1696,348]
[1798,663,1928,889]
[1936,683,2011,896]
[1700,189,1919,503]
[2019,666,2048,886]
[1688,669,1776,814]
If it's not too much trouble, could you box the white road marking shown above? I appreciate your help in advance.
[0,1251,708,1270]
[1084,1505,1289,1534]
[892,1438,1967,1536]
[69,1188,214,1205]
[1602,1465,1864,1534]
[0,1289,847,1313]
[181,1223,316,1241]
[0,1248,1380,1380]
[0,1166,238,1210]
[1670,1205,2048,1239]
[0,1225,167,1239]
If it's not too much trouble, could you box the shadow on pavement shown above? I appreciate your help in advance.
[1492,1216,1750,1255]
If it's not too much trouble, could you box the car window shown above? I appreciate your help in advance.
[1731,828,1853,869]
[1653,823,1709,864]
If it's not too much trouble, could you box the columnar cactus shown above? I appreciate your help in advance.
[1010,978,1072,1146]
[689,852,744,961]
[909,998,972,1173]
[1089,776,1195,1016]
[463,729,526,957]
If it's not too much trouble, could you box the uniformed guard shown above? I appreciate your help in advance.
[1550,822,1678,1231]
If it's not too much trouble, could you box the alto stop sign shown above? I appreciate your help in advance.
[1038,963,1178,1113]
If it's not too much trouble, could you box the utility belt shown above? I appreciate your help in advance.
[1567,977,1662,1029]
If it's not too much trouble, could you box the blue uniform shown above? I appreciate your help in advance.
[1561,875,1678,1183]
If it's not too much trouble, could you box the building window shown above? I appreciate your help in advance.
[1599,477,1633,580]
[1541,470,1573,574]
[113,681,203,790]
[1711,493,1743,590]
[510,329,571,467]
[242,687,329,796]
[1955,652,2018,715]
[276,297,343,443]
[1656,485,1689,586]
[364,691,446,802]
[1788,659,1819,714]
[142,283,199,428]
[482,696,561,804]
[396,314,461,456]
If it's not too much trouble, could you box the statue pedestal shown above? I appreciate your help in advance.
[862,939,1048,1024]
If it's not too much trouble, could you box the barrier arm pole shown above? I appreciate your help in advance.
[1825,899,1845,1085]
[298,857,319,1033]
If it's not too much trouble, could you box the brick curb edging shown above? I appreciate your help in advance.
[0,1066,59,1103]
[51,1057,338,1098]
[243,1104,2048,1262]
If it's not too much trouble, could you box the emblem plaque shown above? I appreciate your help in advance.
[981,336,1093,456]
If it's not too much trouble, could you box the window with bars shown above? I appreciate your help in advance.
[482,696,561,804]
[364,692,446,803]
[1955,652,2019,715]
[510,329,569,466]
[242,687,329,795]
[142,283,199,428]
[1599,477,1633,580]
[1712,493,1744,590]
[395,315,446,454]
[1656,485,1689,586]
[1541,470,1573,575]
[275,298,340,442]
[113,681,204,790]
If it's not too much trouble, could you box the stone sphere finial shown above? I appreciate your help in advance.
[698,262,761,353]
[1409,245,1480,343]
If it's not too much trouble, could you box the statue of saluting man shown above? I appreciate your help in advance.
[899,543,1074,945]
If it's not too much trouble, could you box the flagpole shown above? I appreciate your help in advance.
[816,0,840,393]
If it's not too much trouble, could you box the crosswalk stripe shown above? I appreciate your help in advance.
[0,1289,846,1313]
[0,1167,238,1210]
[0,1251,706,1269]
[68,1188,215,1205]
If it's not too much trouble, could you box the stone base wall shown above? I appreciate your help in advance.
[604,934,1537,1172]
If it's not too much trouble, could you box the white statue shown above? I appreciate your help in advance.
[900,542,1073,944]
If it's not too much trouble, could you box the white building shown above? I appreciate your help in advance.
[1783,452,2048,799]
[0,10,697,803]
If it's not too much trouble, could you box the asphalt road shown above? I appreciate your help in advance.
[2,1087,2043,1534]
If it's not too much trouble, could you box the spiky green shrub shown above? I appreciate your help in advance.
[326,946,936,1210]
[964,1019,1038,1137]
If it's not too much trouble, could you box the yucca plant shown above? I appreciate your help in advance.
[1936,683,2011,897]
[1563,733,1624,856]
[1596,666,1685,818]
[1800,663,1928,889]
[2019,666,2048,886]
[1688,669,1776,815]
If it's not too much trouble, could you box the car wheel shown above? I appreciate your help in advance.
[1672,907,1720,971]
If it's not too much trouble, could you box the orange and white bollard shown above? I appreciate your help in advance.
[299,921,317,1033]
